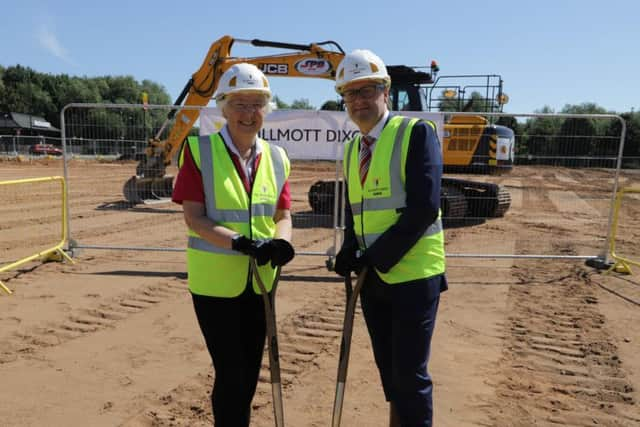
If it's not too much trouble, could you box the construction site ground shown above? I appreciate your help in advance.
[1,158,639,427]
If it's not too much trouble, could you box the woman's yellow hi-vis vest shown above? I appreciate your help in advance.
[182,134,290,297]
[343,116,445,284]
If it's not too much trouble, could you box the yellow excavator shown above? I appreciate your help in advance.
[123,35,346,203]
[123,35,513,219]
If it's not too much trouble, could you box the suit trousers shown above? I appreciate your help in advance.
[360,271,442,427]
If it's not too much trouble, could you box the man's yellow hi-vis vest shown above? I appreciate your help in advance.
[182,134,290,297]
[343,116,445,284]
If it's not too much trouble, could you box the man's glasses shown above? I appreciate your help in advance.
[341,84,385,103]
[227,101,268,113]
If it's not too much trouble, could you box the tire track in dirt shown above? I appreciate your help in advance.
[486,177,639,425]
[0,281,184,365]
[120,288,350,426]
[490,268,638,425]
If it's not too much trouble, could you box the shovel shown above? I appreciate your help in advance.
[251,257,285,427]
[331,267,368,427]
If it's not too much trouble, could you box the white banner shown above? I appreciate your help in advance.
[200,108,444,161]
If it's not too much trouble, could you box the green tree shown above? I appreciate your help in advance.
[521,106,563,162]
[290,98,314,110]
[320,100,341,111]
[272,95,289,109]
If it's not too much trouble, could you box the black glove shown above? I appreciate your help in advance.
[353,250,368,274]
[232,235,294,267]
[334,247,368,277]
[253,239,274,266]
[334,246,357,277]
[269,239,295,267]
[231,234,255,255]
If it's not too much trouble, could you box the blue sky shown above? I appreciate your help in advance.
[2,0,638,114]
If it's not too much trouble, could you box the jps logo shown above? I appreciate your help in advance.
[295,59,331,75]
[259,63,289,74]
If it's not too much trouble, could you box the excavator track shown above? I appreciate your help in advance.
[440,185,468,220]
[442,178,511,219]
[307,179,512,221]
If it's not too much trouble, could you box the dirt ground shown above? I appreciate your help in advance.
[1,158,639,427]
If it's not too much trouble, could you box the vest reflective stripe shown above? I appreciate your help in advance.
[183,134,290,297]
[198,135,285,222]
[355,220,443,248]
[188,235,237,255]
[344,116,445,284]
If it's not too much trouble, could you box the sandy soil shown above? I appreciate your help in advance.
[1,158,639,427]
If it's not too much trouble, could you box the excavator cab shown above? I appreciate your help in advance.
[385,64,514,219]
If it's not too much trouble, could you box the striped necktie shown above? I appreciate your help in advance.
[359,135,374,185]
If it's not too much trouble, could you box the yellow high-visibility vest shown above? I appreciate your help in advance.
[183,134,290,297]
[343,116,445,284]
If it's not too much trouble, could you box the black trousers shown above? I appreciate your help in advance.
[191,288,266,427]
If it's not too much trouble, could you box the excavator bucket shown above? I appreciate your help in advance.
[123,176,174,204]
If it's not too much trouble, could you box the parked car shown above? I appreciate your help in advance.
[29,144,63,156]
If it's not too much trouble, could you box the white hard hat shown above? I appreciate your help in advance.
[213,63,272,100]
[335,49,390,93]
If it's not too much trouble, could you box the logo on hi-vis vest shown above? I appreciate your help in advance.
[252,184,274,204]
[366,176,389,198]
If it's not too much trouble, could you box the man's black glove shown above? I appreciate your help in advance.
[334,247,368,277]
[334,247,356,277]
[269,239,295,267]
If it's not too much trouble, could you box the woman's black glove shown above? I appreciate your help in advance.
[269,239,295,267]
[252,239,273,266]
[232,235,295,267]
[231,235,270,264]
[231,234,255,255]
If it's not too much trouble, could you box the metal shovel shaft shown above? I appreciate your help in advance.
[332,267,368,427]
[251,258,284,427]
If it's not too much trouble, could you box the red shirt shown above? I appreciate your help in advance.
[172,141,291,210]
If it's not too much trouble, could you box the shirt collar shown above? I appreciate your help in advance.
[219,125,262,158]
[364,110,389,141]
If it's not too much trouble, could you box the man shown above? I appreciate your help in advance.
[172,63,294,427]
[333,49,447,427]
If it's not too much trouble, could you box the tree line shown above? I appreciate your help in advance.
[1,65,638,167]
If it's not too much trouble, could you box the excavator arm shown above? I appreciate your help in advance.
[124,35,346,203]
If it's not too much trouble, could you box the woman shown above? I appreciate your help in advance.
[172,63,294,426]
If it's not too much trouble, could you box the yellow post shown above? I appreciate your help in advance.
[606,186,640,275]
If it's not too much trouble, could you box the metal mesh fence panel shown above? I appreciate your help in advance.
[59,105,631,262]
[0,177,64,266]
[611,187,640,268]
[440,112,627,262]
[60,104,342,256]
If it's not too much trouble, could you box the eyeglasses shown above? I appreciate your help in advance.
[341,84,385,103]
[227,101,268,113]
